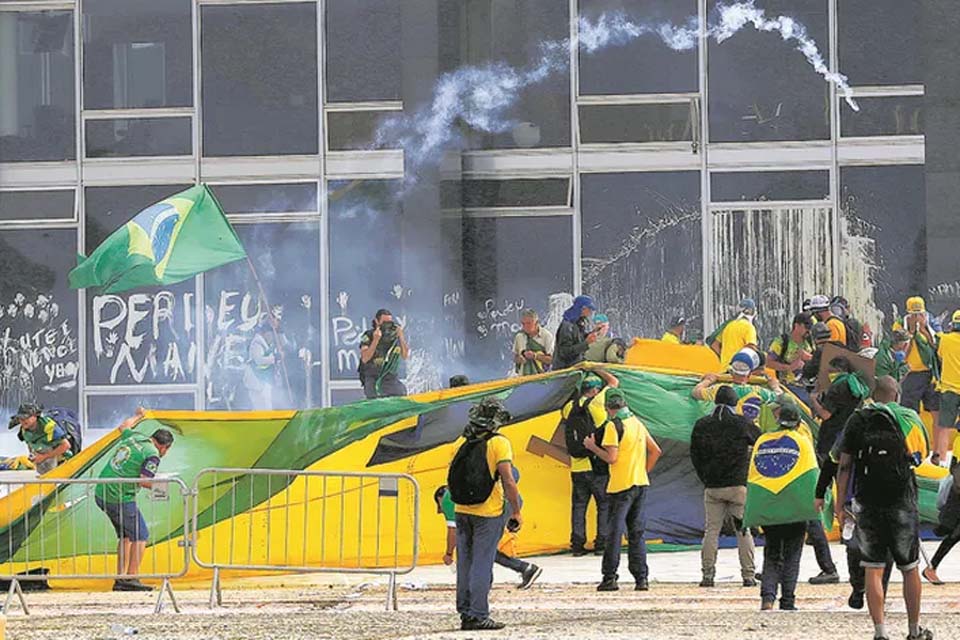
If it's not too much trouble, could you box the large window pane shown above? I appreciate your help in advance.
[203,222,322,410]
[581,172,702,341]
[711,206,834,345]
[840,166,926,335]
[85,117,192,158]
[86,392,194,431]
[578,0,698,95]
[0,228,79,421]
[0,11,75,162]
[462,215,573,378]
[711,170,830,202]
[839,0,920,86]
[201,3,318,156]
[460,0,571,149]
[82,0,193,109]
[579,103,694,144]
[840,96,924,137]
[325,0,401,102]
[210,183,318,215]
[327,180,402,381]
[462,179,570,208]
[0,190,74,222]
[708,0,829,142]
[84,184,197,386]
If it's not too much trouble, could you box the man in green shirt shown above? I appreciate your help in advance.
[9,404,72,475]
[95,408,175,592]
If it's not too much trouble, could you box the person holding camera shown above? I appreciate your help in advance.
[553,295,598,370]
[895,297,943,464]
[359,308,410,399]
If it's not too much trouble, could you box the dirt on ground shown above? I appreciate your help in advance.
[7,581,960,640]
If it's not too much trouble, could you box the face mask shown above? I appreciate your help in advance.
[893,350,906,363]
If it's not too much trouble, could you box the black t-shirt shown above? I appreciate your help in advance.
[839,410,915,508]
[818,379,862,456]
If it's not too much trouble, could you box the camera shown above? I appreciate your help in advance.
[379,320,398,342]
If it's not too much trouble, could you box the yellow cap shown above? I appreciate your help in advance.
[906,296,926,314]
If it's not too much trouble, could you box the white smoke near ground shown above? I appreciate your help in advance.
[375,0,859,174]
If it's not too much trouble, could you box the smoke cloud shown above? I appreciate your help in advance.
[376,0,859,173]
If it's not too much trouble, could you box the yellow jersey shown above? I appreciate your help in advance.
[661,331,681,345]
[719,317,758,368]
[826,316,847,346]
[602,414,652,494]
[938,332,960,394]
[453,434,513,518]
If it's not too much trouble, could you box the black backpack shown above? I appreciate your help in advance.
[447,432,502,505]
[843,316,864,351]
[45,407,82,456]
[854,408,913,506]
[564,394,598,459]
[589,418,625,476]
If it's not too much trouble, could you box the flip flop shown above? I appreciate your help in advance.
[922,567,944,585]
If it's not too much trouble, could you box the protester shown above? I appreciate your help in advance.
[553,295,598,370]
[766,312,814,404]
[710,299,759,368]
[896,296,942,464]
[800,322,840,388]
[690,386,761,588]
[836,377,933,640]
[830,296,866,351]
[924,458,960,585]
[243,312,290,409]
[95,408,174,592]
[692,348,781,403]
[584,388,661,592]
[359,308,410,399]
[874,329,911,382]
[449,375,470,388]
[9,403,72,475]
[809,294,847,346]
[562,370,618,556]
[435,482,542,591]
[446,398,521,631]
[935,310,960,464]
[512,308,554,376]
[592,313,611,338]
[661,316,686,345]
[744,404,817,611]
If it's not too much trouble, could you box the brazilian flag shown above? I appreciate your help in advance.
[743,429,819,527]
[69,184,246,293]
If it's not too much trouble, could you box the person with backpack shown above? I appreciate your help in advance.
[766,312,815,405]
[512,308,554,376]
[8,403,74,475]
[709,298,759,369]
[830,296,867,352]
[358,308,410,399]
[895,296,942,464]
[835,377,934,640]
[583,388,662,592]
[562,370,618,556]
[446,398,521,631]
[690,386,761,588]
[553,295,599,370]
[809,294,848,347]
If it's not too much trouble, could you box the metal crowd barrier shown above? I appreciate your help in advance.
[0,475,190,615]
[191,468,420,611]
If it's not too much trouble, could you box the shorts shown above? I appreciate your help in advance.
[901,371,941,413]
[853,500,919,571]
[937,391,960,428]
[95,497,149,542]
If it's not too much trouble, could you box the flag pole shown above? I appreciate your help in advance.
[245,256,294,403]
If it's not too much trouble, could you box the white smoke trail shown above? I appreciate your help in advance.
[376,0,859,173]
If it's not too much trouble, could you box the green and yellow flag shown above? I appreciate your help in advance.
[69,184,246,293]
[743,429,819,527]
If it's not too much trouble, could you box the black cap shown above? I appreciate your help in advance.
[9,403,41,428]
[778,404,802,427]
[669,315,686,328]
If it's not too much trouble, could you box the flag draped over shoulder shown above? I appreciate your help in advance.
[744,429,819,527]
[69,184,246,293]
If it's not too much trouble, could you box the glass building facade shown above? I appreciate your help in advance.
[0,0,955,438]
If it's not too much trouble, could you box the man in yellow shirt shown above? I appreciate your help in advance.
[447,398,521,631]
[583,388,662,592]
[661,316,686,344]
[562,370,618,556]
[896,296,942,462]
[712,299,759,369]
[936,310,960,464]
[809,294,847,346]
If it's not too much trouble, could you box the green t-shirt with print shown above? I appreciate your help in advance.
[96,430,161,504]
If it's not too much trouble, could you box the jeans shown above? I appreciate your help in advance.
[760,522,806,608]
[601,485,648,582]
[805,519,837,573]
[855,500,921,570]
[701,486,755,581]
[571,471,610,550]
[455,512,505,620]
[495,551,529,575]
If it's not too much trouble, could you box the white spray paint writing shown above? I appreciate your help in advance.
[475,298,526,340]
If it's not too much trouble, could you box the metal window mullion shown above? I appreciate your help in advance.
[318,0,330,407]
[324,101,402,112]
[75,0,88,432]
[577,92,700,106]
[82,108,195,120]
[699,0,713,334]
[193,0,205,409]
[570,0,581,296]
[828,0,841,295]
[849,84,924,98]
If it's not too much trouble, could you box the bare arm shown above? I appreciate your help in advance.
[645,434,662,473]
[443,527,457,564]
[359,330,380,364]
[584,433,618,464]
[498,461,522,526]
[834,452,853,527]
[398,326,410,360]
[117,407,146,432]
[692,373,718,401]
[33,440,70,463]
[709,340,721,356]
[593,367,619,389]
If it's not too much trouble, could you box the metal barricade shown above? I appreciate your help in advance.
[190,468,419,611]
[0,475,191,615]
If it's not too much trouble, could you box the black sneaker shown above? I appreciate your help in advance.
[906,627,934,640]
[742,578,757,588]
[462,618,506,631]
[571,547,590,557]
[779,603,798,611]
[113,579,153,592]
[635,579,649,591]
[518,564,542,590]
[808,570,839,585]
[699,578,714,588]
[597,577,619,592]
[847,589,864,610]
